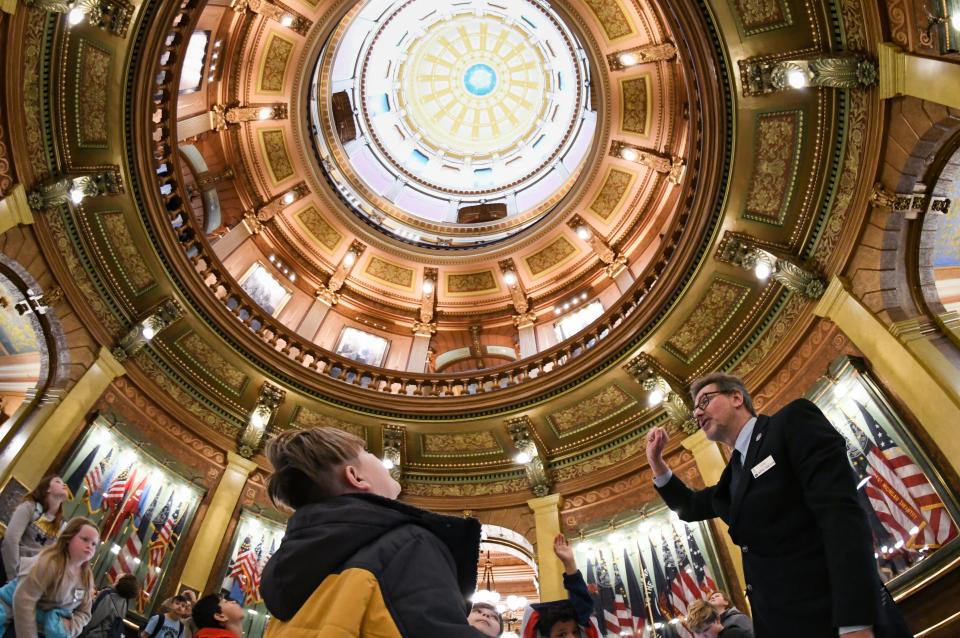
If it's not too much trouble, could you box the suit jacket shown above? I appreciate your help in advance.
[656,399,909,638]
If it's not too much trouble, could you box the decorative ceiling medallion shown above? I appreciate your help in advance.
[588,167,635,221]
[664,277,752,364]
[743,110,804,226]
[312,0,597,248]
[546,384,637,437]
[295,206,343,253]
[445,270,500,296]
[258,32,294,93]
[524,235,578,277]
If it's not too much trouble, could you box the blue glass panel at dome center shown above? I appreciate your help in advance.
[463,64,497,96]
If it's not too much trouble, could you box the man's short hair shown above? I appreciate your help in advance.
[470,602,503,634]
[536,602,577,635]
[266,427,366,509]
[690,372,757,416]
[192,594,224,630]
[686,599,720,633]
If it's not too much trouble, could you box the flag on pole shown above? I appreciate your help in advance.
[856,401,958,547]
[623,549,647,637]
[142,495,177,602]
[87,449,115,511]
[597,552,621,636]
[228,536,262,605]
[671,530,701,603]
[106,471,149,543]
[65,445,100,499]
[586,557,604,628]
[100,464,136,537]
[847,443,900,550]
[612,558,635,636]
[106,485,157,586]
[683,526,717,596]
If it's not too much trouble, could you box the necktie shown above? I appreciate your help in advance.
[729,450,743,498]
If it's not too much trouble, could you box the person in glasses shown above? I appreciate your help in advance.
[645,373,911,638]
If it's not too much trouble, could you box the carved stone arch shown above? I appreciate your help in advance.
[849,99,960,327]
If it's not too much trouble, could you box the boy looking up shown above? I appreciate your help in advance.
[519,535,600,638]
[259,427,486,637]
[191,594,244,638]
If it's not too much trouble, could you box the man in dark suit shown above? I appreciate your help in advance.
[646,373,910,638]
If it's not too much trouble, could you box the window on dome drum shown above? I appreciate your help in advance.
[554,300,604,341]
[179,31,210,94]
[239,263,290,317]
[806,356,960,587]
[335,327,390,367]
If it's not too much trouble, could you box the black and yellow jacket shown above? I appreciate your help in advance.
[260,493,485,638]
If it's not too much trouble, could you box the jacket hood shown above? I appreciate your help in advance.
[260,493,481,621]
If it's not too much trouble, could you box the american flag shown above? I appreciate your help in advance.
[612,559,635,636]
[86,449,114,510]
[597,552,621,636]
[623,549,647,636]
[684,525,717,595]
[104,471,148,542]
[647,540,679,638]
[229,536,261,604]
[856,401,958,548]
[671,530,701,603]
[106,489,158,584]
[660,537,694,638]
[142,495,177,603]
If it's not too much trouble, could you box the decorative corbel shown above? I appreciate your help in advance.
[418,267,438,325]
[327,240,366,294]
[111,298,184,362]
[381,425,404,481]
[623,352,698,434]
[506,416,551,497]
[238,381,285,458]
[231,0,311,34]
[28,169,123,211]
[25,0,133,37]
[255,182,308,224]
[716,232,826,299]
[499,258,532,320]
[739,53,878,97]
[567,215,628,277]
[606,42,677,70]
[610,141,684,184]
[210,103,288,132]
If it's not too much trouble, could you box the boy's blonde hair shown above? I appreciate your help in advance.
[266,427,366,509]
[686,599,720,633]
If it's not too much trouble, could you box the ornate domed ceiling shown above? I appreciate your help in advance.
[8,0,885,508]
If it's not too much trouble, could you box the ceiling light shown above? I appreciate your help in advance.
[69,188,85,204]
[141,323,156,340]
[754,261,772,280]
[280,14,294,27]
[503,270,517,286]
[268,254,276,262]
[619,147,639,162]
[618,52,638,67]
[514,451,532,464]
[562,302,570,310]
[580,292,587,300]
[282,191,296,205]
[259,107,274,120]
[289,273,296,282]
[554,308,561,315]
[343,251,357,267]
[648,388,665,406]
[422,279,434,294]
[786,68,808,89]
[608,531,623,545]
[575,225,591,241]
[67,7,85,25]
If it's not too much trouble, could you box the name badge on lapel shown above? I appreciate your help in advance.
[751,455,776,478]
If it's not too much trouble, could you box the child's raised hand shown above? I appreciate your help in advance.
[553,533,577,574]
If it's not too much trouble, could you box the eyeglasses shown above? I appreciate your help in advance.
[694,390,730,411]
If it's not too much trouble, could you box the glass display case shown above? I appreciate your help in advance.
[217,510,287,638]
[805,355,960,587]
[571,507,727,637]
[60,417,203,615]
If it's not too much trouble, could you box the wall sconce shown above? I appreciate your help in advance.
[924,2,960,53]
[623,353,698,433]
[238,382,286,458]
[739,54,878,97]
[717,233,826,299]
[28,171,123,211]
[506,416,551,496]
[111,298,184,361]
[382,426,404,481]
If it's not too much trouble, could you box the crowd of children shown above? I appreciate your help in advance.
[1,433,756,638]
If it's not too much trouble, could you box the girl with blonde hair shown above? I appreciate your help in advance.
[1,475,68,581]
[11,517,98,638]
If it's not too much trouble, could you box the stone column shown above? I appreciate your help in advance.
[879,43,960,109]
[516,319,538,359]
[295,295,334,340]
[406,327,433,373]
[0,185,34,235]
[814,277,960,474]
[527,493,565,601]
[211,219,254,260]
[177,112,214,141]
[179,452,258,592]
[0,347,125,488]
[682,430,746,592]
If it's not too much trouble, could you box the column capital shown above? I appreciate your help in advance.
[411,321,437,336]
[526,492,563,512]
[513,312,537,328]
[813,275,851,319]
[225,450,260,475]
[97,346,126,379]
